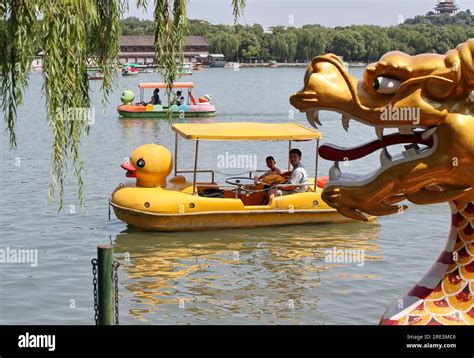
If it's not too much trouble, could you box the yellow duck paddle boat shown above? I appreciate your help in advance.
[109,122,374,231]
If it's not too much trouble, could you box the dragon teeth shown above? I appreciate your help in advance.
[399,127,414,135]
[402,148,418,158]
[407,148,417,156]
[329,161,341,180]
[305,109,322,128]
[305,110,318,128]
[421,127,437,141]
[375,127,384,140]
[313,110,322,126]
[342,114,350,132]
[380,148,392,166]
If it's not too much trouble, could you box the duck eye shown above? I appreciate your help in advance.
[136,159,145,168]
[373,76,402,94]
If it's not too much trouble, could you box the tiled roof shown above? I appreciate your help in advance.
[184,35,209,47]
[119,51,209,57]
[119,35,209,47]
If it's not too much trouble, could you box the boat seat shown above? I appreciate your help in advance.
[199,188,224,198]
[168,175,191,191]
[223,187,267,206]
[168,176,220,192]
[169,175,186,183]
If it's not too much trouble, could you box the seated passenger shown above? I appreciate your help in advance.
[266,148,308,203]
[174,90,185,106]
[149,88,161,105]
[256,156,281,182]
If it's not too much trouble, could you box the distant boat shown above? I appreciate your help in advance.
[224,62,240,70]
[268,60,278,68]
[117,81,215,118]
[209,54,225,67]
[30,57,43,72]
[177,63,193,76]
[193,62,204,71]
[122,63,140,76]
[87,67,103,80]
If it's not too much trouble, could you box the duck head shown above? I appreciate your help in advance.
[121,144,173,188]
[120,89,135,105]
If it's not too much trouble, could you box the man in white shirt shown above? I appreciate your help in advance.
[175,90,185,106]
[266,148,308,203]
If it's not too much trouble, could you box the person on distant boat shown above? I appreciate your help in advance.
[174,90,185,106]
[255,156,281,182]
[149,88,161,105]
[265,148,308,203]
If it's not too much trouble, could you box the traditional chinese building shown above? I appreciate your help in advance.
[119,35,210,65]
[433,0,459,15]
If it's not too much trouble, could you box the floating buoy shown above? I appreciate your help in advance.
[317,176,329,188]
[199,94,212,103]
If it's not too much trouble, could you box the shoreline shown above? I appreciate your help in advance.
[237,62,367,68]
[26,62,368,73]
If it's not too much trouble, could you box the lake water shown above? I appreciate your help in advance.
[0,67,450,325]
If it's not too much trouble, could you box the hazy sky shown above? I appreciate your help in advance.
[126,0,473,28]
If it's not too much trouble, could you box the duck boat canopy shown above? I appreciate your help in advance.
[172,122,321,141]
[138,81,195,89]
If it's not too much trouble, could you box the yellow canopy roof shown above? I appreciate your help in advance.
[138,82,194,89]
[172,122,322,141]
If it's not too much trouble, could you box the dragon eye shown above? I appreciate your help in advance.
[373,76,402,94]
[136,159,145,168]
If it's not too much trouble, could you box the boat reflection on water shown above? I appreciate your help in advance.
[113,222,382,324]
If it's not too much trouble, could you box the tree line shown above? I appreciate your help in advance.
[121,10,474,63]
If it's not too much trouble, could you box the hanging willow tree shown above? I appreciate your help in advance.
[0,0,245,210]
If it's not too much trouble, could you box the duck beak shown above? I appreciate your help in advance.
[121,160,136,178]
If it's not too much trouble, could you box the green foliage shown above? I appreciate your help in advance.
[42,1,100,211]
[239,31,261,61]
[122,10,474,64]
[232,0,245,22]
[357,26,390,62]
[1,0,37,148]
[1,0,246,211]
[121,16,155,35]
[296,26,326,62]
[209,32,239,61]
[327,29,366,62]
[405,10,473,26]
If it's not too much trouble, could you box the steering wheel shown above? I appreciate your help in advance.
[225,177,256,187]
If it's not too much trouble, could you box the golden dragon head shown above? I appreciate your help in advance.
[290,39,474,221]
